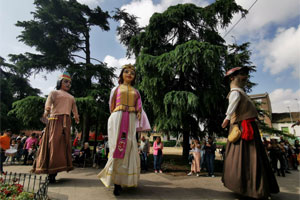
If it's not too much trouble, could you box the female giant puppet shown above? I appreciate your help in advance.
[32,72,79,183]
[221,67,279,199]
[98,64,150,196]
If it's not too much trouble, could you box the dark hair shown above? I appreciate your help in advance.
[56,80,63,90]
[118,68,136,86]
[31,133,36,137]
[5,129,12,133]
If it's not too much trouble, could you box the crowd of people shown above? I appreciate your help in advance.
[2,65,300,199]
[263,136,300,177]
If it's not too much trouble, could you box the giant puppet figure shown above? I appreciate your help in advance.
[32,72,79,183]
[221,67,279,199]
[98,64,150,196]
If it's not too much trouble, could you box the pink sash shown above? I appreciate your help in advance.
[113,111,129,159]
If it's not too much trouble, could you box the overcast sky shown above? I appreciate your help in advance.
[0,0,299,113]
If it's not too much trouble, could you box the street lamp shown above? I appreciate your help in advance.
[295,98,300,119]
[287,106,293,123]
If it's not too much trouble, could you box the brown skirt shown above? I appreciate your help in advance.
[222,121,279,199]
[32,115,73,174]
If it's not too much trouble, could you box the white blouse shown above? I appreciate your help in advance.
[225,88,246,120]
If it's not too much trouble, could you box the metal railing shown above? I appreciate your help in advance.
[1,172,49,200]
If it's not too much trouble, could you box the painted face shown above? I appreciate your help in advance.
[123,68,135,84]
[231,71,249,88]
[61,79,72,91]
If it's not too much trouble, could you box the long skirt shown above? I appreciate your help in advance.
[222,121,279,199]
[32,115,73,174]
[191,152,201,172]
[98,111,140,187]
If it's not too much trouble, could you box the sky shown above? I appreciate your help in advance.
[0,0,299,113]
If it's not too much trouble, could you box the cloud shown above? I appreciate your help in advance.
[225,0,300,38]
[121,0,208,27]
[104,55,135,85]
[269,88,300,113]
[77,0,104,8]
[257,25,300,78]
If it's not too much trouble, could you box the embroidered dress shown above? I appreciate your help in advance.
[98,84,150,187]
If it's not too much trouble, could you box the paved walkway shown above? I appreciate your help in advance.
[4,165,300,200]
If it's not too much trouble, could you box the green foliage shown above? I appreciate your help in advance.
[0,181,34,200]
[115,1,254,158]
[7,0,115,143]
[0,57,41,132]
[8,96,45,130]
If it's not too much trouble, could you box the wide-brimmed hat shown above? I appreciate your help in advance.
[225,66,250,77]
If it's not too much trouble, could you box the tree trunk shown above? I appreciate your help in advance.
[81,111,90,146]
[182,129,190,160]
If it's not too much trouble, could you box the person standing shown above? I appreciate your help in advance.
[221,67,279,199]
[153,136,164,173]
[204,137,216,177]
[139,136,150,172]
[32,72,80,183]
[0,129,12,174]
[23,133,38,165]
[97,64,150,196]
[187,138,201,176]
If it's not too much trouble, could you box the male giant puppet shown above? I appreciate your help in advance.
[32,72,79,183]
[221,67,279,199]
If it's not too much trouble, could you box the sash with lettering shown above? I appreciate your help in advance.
[113,111,129,159]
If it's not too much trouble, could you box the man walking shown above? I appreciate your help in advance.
[204,136,216,177]
[0,129,12,174]
[139,136,150,171]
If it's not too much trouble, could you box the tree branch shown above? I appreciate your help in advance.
[71,54,103,64]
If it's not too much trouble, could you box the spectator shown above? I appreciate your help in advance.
[281,141,291,173]
[269,139,285,177]
[0,129,12,174]
[73,136,79,148]
[153,136,163,173]
[104,137,109,159]
[204,137,216,177]
[139,136,150,172]
[200,140,206,170]
[75,142,91,165]
[94,143,106,168]
[15,138,24,162]
[27,144,37,165]
[187,138,201,176]
[23,133,38,165]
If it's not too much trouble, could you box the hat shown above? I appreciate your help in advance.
[58,71,71,81]
[122,64,135,71]
[225,66,250,77]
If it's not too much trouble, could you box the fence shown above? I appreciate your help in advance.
[1,172,49,200]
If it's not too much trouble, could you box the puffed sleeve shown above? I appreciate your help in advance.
[225,90,241,120]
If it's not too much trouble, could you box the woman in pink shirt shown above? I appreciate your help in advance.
[23,133,38,165]
[153,136,163,173]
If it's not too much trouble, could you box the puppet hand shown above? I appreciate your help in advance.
[75,115,80,124]
[137,112,141,121]
[221,119,229,129]
[43,110,49,119]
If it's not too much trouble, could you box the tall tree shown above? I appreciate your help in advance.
[114,1,256,159]
[9,0,115,143]
[0,57,41,133]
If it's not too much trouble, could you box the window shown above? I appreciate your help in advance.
[281,127,289,133]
